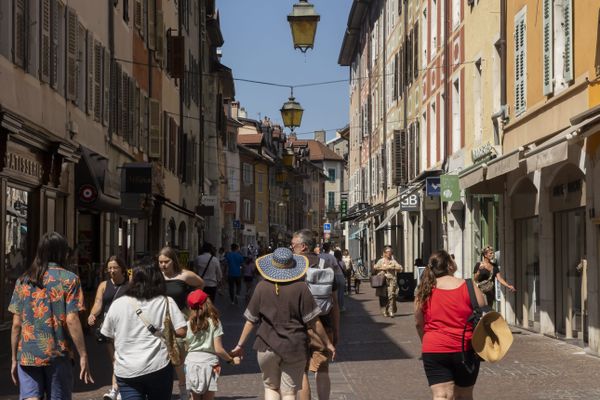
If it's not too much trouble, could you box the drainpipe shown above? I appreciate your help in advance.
[492,0,508,147]
[441,0,450,250]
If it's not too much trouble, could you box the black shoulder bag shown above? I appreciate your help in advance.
[201,255,214,279]
[461,279,492,372]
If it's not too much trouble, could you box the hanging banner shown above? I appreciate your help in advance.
[440,174,461,202]
[425,177,441,197]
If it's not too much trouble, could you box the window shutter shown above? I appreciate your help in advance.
[563,0,573,82]
[141,93,148,152]
[94,41,102,121]
[514,10,527,116]
[147,0,155,50]
[14,0,27,68]
[86,31,94,115]
[133,85,139,147]
[155,10,164,62]
[51,1,62,90]
[66,8,78,100]
[40,0,51,82]
[115,62,122,135]
[134,0,142,30]
[103,48,110,126]
[148,99,161,158]
[542,0,553,95]
[413,23,419,79]
[122,72,129,141]
[392,130,408,186]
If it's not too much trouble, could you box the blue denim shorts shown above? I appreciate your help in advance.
[17,356,74,400]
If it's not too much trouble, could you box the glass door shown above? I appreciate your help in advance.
[554,208,586,341]
[515,217,540,329]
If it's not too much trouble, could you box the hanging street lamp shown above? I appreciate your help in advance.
[280,88,304,131]
[287,0,320,53]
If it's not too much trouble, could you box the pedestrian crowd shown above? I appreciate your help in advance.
[8,230,513,400]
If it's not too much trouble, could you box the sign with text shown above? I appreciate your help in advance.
[323,223,331,233]
[400,192,420,212]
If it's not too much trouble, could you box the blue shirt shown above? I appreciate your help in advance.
[225,252,244,278]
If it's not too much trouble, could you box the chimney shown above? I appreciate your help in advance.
[314,130,326,144]
[238,107,247,119]
[231,101,240,118]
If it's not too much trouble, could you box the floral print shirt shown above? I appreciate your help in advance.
[9,266,85,366]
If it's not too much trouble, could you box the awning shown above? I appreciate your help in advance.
[75,146,121,211]
[375,205,401,231]
[459,165,485,190]
[486,150,521,180]
[348,227,366,240]
[156,195,204,221]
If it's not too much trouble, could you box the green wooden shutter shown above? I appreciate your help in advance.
[103,47,110,126]
[514,9,527,116]
[563,0,573,82]
[86,30,94,115]
[66,8,78,101]
[148,99,161,158]
[40,0,51,83]
[542,0,553,95]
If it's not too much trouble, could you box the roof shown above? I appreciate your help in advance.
[237,133,263,145]
[293,140,344,162]
[338,0,372,66]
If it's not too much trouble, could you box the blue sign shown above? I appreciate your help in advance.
[233,219,241,229]
[426,177,441,197]
[323,223,331,232]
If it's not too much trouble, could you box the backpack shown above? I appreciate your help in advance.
[305,258,335,316]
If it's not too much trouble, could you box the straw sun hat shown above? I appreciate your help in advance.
[471,311,514,362]
[255,247,309,283]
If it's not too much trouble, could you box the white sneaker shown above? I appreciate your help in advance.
[103,388,118,400]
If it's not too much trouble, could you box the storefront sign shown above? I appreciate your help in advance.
[400,192,420,212]
[440,175,460,202]
[202,195,218,207]
[123,165,152,193]
[4,153,43,179]
[426,177,441,197]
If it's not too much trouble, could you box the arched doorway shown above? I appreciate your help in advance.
[178,221,187,250]
[168,218,176,247]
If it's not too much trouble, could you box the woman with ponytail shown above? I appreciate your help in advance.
[184,290,239,399]
[414,250,486,400]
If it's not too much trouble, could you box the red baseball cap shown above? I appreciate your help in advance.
[187,289,209,309]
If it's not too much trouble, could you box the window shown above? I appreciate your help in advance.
[243,199,251,220]
[123,0,129,22]
[452,0,460,29]
[429,101,437,165]
[327,168,336,183]
[543,0,573,96]
[514,7,527,116]
[257,173,263,193]
[474,61,482,142]
[243,163,253,185]
[430,0,437,55]
[452,78,461,152]
[328,192,335,211]
[257,201,263,223]
[227,168,236,193]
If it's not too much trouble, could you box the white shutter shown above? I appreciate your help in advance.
[148,99,161,158]
[514,9,527,117]
[40,0,51,82]
[86,31,94,115]
[542,0,553,95]
[94,40,102,121]
[103,48,110,126]
[562,0,573,82]
[66,8,77,100]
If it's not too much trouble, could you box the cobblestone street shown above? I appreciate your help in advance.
[2,285,600,399]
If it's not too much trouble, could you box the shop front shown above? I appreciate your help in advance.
[0,112,79,324]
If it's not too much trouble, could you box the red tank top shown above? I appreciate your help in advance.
[422,281,474,353]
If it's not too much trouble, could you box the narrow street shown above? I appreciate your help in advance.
[2,285,600,400]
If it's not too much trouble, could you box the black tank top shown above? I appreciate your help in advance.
[102,279,127,315]
[165,279,189,310]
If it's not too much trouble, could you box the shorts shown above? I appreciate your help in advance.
[307,322,334,373]
[257,350,306,395]
[185,352,220,394]
[17,356,74,400]
[422,351,480,387]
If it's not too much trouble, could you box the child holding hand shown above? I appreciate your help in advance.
[185,289,240,400]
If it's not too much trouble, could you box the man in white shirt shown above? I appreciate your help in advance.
[194,243,222,303]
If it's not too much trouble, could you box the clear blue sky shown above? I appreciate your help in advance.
[218,0,353,141]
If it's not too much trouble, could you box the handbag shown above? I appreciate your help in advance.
[162,297,184,366]
[133,297,184,366]
[370,273,386,288]
[476,276,495,293]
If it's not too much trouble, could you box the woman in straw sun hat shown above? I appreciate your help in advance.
[231,248,335,400]
[414,250,487,400]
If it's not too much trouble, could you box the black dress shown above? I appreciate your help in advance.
[473,262,499,305]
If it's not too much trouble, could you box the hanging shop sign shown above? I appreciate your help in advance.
[440,175,461,202]
[400,192,420,212]
[425,177,441,197]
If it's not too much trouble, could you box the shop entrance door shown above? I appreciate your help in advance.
[515,217,540,330]
[554,207,586,341]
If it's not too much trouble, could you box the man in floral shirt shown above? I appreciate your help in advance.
[9,232,93,399]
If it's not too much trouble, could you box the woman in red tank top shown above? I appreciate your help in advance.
[414,250,486,400]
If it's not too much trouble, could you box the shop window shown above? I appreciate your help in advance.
[4,188,29,319]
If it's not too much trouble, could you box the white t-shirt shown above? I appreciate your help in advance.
[101,295,187,378]
[320,253,343,276]
[194,253,222,287]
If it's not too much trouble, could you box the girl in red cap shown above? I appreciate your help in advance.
[184,289,240,399]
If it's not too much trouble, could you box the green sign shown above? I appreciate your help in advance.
[339,199,348,217]
[440,174,461,202]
